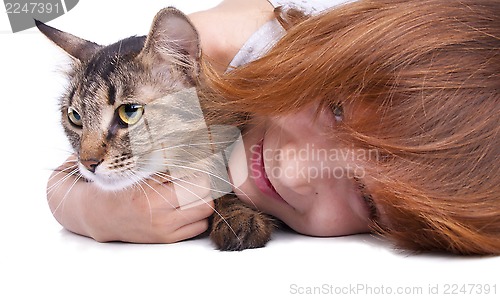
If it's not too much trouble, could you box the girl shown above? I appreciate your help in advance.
[48,0,500,255]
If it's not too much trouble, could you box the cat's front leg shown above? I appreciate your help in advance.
[209,195,275,251]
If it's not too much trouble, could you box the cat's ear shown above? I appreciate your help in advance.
[139,7,201,71]
[35,20,102,61]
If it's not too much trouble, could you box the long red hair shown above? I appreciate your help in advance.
[201,0,500,255]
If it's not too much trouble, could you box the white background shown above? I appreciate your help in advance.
[1,1,498,297]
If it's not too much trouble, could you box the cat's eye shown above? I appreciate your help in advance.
[118,104,144,126]
[329,102,344,122]
[67,107,83,127]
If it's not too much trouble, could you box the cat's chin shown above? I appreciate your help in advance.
[91,177,142,192]
[78,164,151,192]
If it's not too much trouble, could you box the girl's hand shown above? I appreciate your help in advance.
[47,156,215,243]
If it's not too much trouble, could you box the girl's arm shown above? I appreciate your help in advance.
[47,157,215,243]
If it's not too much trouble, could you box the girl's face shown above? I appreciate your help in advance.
[228,103,377,236]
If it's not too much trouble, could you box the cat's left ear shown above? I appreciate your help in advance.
[139,7,201,74]
[35,20,102,61]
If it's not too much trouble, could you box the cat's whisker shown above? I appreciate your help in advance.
[152,171,222,194]
[136,159,231,191]
[115,40,123,67]
[136,160,259,210]
[131,177,155,225]
[132,171,228,233]
[46,163,79,184]
[52,148,77,156]
[126,170,179,210]
[146,139,237,154]
[50,172,83,215]
[150,172,241,242]
[46,172,80,207]
[44,159,78,172]
[146,171,215,209]
[153,171,231,197]
[46,167,80,197]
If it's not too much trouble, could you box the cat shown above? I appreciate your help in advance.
[37,7,275,251]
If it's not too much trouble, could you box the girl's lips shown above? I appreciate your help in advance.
[250,140,286,203]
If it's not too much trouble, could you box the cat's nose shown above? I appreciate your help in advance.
[80,159,102,173]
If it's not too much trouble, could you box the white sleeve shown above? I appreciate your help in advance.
[228,0,355,69]
[267,0,354,15]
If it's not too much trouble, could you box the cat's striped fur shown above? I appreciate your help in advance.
[38,7,274,251]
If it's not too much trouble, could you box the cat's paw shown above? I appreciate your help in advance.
[209,196,275,251]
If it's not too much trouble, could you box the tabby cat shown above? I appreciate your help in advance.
[37,7,274,251]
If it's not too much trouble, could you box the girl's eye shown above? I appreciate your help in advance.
[362,192,378,221]
[67,107,83,127]
[355,178,378,220]
[118,104,144,126]
[330,102,344,122]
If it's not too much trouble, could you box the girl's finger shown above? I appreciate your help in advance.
[165,219,210,243]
